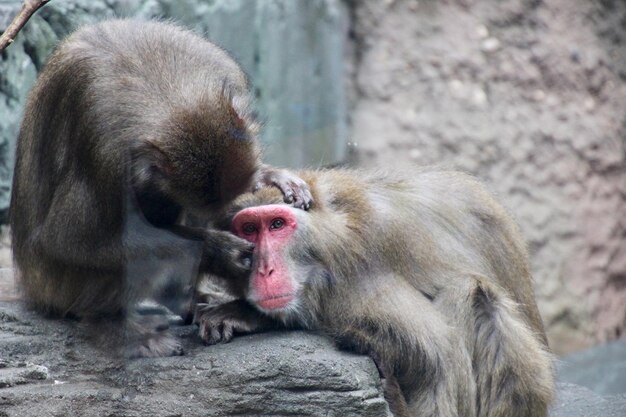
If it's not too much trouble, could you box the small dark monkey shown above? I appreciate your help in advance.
[196,168,555,417]
[10,19,311,358]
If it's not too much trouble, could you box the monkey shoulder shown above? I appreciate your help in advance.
[403,170,512,222]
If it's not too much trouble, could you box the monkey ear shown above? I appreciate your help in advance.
[131,142,174,186]
[228,95,248,130]
[150,145,175,176]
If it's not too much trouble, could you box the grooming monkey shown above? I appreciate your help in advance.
[10,19,311,358]
[195,168,555,417]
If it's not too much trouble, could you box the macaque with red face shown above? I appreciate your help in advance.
[195,168,555,417]
[233,204,300,311]
[10,19,312,358]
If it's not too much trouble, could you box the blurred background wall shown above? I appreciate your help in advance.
[0,0,624,355]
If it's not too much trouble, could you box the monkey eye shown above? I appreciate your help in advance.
[270,218,285,230]
[242,223,258,235]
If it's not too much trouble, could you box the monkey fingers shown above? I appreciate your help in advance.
[197,314,236,345]
[253,165,314,210]
[201,230,255,279]
[195,300,275,345]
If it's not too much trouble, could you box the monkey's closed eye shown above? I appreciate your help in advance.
[242,223,257,235]
[270,218,285,230]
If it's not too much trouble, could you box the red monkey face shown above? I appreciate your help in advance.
[232,204,299,313]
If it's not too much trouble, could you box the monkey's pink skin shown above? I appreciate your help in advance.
[232,205,298,243]
[256,294,294,310]
[232,205,298,309]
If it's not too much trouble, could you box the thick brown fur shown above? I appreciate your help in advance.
[196,168,555,417]
[10,19,311,358]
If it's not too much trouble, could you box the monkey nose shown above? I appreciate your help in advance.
[257,264,274,278]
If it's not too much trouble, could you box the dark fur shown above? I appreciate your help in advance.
[10,19,312,357]
[196,168,555,416]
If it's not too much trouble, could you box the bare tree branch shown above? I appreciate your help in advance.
[0,0,51,51]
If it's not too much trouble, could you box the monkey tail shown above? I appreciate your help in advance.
[470,280,555,417]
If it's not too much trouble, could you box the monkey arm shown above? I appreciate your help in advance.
[39,220,250,283]
[434,276,555,417]
[163,224,254,280]
[327,276,476,417]
[26,185,200,272]
[130,173,254,280]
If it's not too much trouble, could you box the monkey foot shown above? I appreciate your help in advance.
[124,313,184,358]
[125,331,184,358]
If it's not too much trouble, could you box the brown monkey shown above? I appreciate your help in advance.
[195,168,555,417]
[10,19,312,358]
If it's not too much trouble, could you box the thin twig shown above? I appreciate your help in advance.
[0,0,51,51]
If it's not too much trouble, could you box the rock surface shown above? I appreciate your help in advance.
[0,300,391,417]
[1,295,625,416]
[558,338,626,395]
[551,383,626,417]
[347,0,626,354]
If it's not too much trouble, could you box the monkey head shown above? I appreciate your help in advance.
[232,205,298,310]
[229,196,328,325]
[131,89,261,216]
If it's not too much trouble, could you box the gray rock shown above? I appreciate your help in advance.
[551,383,626,417]
[558,338,626,395]
[0,300,391,417]
[1,296,624,416]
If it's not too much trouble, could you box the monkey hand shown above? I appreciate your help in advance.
[195,300,273,345]
[202,230,255,279]
[253,165,313,210]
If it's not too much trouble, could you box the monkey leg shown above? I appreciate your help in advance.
[328,277,477,417]
[469,279,554,417]
[436,277,555,417]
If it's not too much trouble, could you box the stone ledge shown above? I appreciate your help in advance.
[1,293,624,416]
[0,300,390,417]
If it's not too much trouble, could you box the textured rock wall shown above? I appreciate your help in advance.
[0,0,348,218]
[347,0,626,354]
